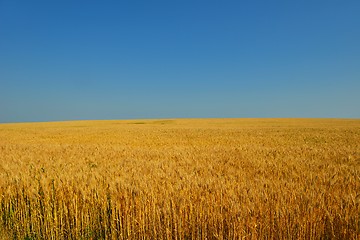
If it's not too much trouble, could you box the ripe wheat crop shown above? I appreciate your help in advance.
[0,118,359,239]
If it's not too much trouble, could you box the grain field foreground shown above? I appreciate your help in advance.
[0,118,359,239]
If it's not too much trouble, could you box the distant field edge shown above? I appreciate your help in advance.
[0,117,359,125]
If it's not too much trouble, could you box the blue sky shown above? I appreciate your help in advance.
[1,1,359,122]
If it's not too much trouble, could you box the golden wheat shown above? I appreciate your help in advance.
[0,118,359,239]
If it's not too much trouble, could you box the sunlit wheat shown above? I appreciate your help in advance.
[0,118,359,239]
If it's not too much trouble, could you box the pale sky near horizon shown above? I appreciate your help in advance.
[1,1,359,122]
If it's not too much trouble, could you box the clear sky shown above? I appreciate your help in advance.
[1,1,359,122]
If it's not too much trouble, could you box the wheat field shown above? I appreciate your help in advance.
[0,118,359,239]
